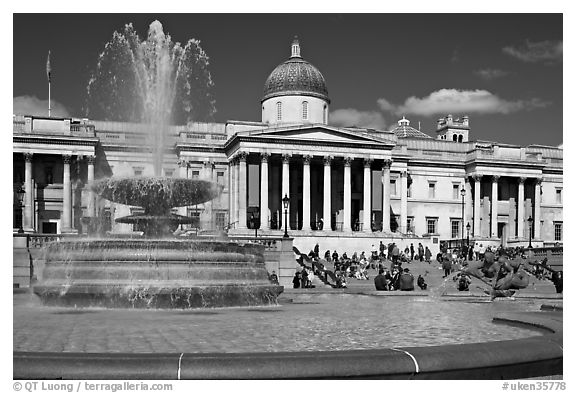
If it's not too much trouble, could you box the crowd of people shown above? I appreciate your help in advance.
[288,241,562,296]
[291,241,433,290]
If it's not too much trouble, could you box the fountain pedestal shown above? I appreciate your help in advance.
[34,239,283,308]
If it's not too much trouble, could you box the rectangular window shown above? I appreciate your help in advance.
[556,189,562,204]
[451,219,461,239]
[453,184,460,200]
[426,217,438,235]
[164,169,174,177]
[217,171,225,185]
[407,185,412,198]
[554,222,562,242]
[133,167,143,177]
[407,217,414,233]
[390,180,397,196]
[215,212,226,230]
[192,170,200,180]
[428,182,436,199]
[188,209,201,228]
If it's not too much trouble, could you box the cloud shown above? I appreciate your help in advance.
[503,40,562,64]
[13,95,71,117]
[377,89,550,116]
[329,108,387,129]
[474,69,511,80]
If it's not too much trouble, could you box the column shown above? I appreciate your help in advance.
[400,170,408,233]
[87,155,95,217]
[260,153,270,230]
[23,152,34,232]
[517,177,525,239]
[178,158,188,217]
[322,156,331,231]
[381,159,392,232]
[228,158,236,228]
[363,158,373,232]
[62,154,72,232]
[491,175,499,238]
[534,178,542,239]
[203,161,213,229]
[473,175,481,237]
[302,155,312,231]
[235,156,240,226]
[281,154,290,230]
[237,152,248,229]
[343,157,352,232]
[464,177,473,230]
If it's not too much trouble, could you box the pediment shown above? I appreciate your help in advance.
[244,125,393,145]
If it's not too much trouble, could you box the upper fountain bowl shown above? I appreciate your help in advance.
[92,177,223,214]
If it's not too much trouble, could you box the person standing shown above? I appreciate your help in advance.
[442,256,452,278]
[478,243,485,261]
[379,241,385,256]
[418,243,424,262]
[410,243,415,260]
[301,267,309,288]
[313,243,320,259]
[392,243,400,263]
[424,246,432,263]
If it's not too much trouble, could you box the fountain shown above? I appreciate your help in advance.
[33,176,283,308]
[33,21,283,308]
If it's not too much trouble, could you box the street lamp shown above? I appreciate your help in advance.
[15,185,25,233]
[282,194,290,238]
[466,222,471,247]
[527,216,533,249]
[460,187,466,255]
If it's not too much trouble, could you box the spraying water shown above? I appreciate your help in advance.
[86,20,216,175]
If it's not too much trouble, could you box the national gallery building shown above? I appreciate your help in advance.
[13,39,563,253]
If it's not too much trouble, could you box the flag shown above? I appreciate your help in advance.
[46,50,51,83]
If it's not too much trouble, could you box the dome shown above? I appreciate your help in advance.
[262,38,330,103]
[392,117,432,139]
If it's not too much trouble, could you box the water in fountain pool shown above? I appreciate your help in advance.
[14,292,553,354]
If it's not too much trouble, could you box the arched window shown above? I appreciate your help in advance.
[453,134,458,142]
[277,102,282,121]
[458,134,463,143]
[323,105,327,124]
[302,101,308,120]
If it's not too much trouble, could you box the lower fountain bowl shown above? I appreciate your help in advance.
[33,238,284,309]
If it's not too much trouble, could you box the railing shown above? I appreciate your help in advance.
[227,236,280,251]
[13,233,84,249]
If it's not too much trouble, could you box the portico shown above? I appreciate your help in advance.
[225,124,399,236]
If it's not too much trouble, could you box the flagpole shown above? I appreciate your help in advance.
[46,50,51,117]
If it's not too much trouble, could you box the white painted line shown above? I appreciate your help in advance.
[177,353,184,380]
[392,348,420,374]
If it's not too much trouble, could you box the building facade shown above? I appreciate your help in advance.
[13,39,563,253]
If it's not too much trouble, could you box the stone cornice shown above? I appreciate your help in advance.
[223,135,394,154]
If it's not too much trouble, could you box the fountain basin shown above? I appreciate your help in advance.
[33,239,283,308]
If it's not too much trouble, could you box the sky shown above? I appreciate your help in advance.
[13,13,563,146]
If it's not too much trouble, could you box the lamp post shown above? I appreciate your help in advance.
[460,187,466,256]
[466,222,471,247]
[282,194,290,238]
[15,185,25,233]
[527,216,533,249]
